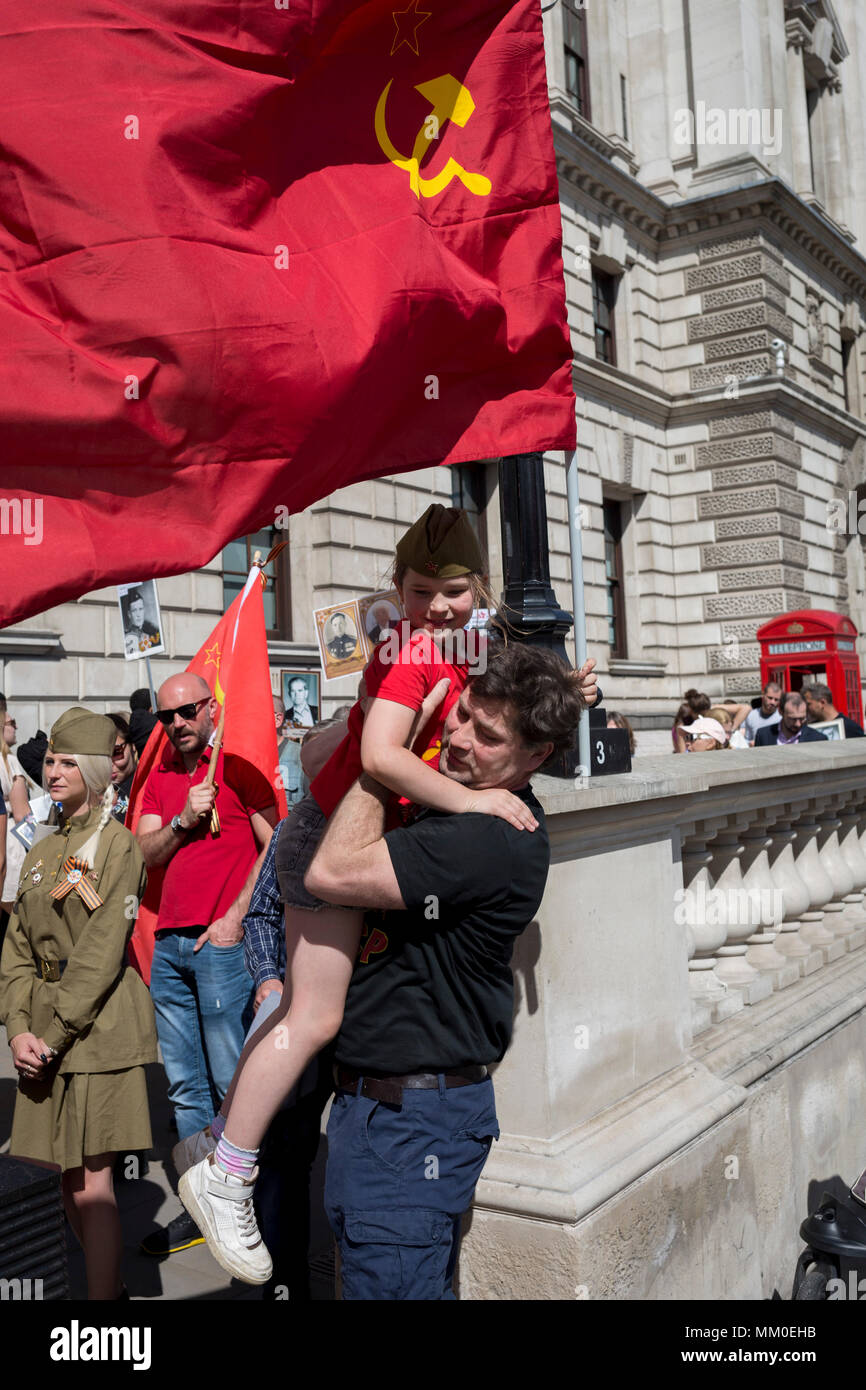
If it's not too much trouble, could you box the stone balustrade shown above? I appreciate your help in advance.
[459,741,866,1301]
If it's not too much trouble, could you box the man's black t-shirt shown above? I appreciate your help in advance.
[334,785,550,1074]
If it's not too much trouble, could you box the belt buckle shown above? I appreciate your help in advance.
[40,959,52,982]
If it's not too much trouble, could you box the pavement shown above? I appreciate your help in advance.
[0,1037,336,1301]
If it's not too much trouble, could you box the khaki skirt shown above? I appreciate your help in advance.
[10,1066,152,1172]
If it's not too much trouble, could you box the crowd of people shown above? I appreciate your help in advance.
[2,509,865,1300]
[669,679,864,752]
[0,505,596,1302]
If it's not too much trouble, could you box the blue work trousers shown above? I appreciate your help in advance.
[324,1075,500,1300]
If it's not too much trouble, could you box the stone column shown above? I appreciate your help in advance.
[708,819,773,1005]
[814,797,858,944]
[838,793,866,947]
[680,821,743,1027]
[785,27,813,198]
[766,807,824,976]
[741,815,800,991]
[823,79,851,233]
[791,803,845,963]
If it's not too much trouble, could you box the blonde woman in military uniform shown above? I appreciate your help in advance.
[0,708,157,1300]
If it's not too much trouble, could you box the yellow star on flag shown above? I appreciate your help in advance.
[391,0,431,56]
[203,640,222,670]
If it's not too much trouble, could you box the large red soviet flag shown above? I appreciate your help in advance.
[0,1,575,627]
[126,565,288,984]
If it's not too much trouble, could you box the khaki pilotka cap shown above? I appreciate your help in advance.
[48,707,116,756]
[395,504,485,579]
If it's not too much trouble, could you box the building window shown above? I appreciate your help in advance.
[620,74,629,142]
[563,2,590,120]
[603,500,627,658]
[222,527,292,641]
[592,269,618,365]
[451,463,488,558]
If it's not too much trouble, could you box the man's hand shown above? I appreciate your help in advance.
[182,782,216,829]
[254,979,283,1013]
[194,914,243,952]
[573,657,598,707]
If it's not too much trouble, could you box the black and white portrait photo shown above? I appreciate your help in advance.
[117,579,165,660]
[281,670,320,729]
[325,610,359,661]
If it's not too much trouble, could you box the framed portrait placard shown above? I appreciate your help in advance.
[117,579,165,660]
[280,670,320,730]
[358,589,403,653]
[811,716,845,740]
[313,600,367,682]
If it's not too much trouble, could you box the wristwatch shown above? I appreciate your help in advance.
[170,813,186,834]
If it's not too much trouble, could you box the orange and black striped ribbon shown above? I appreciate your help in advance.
[48,856,104,910]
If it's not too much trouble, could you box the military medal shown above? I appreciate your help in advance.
[49,856,104,909]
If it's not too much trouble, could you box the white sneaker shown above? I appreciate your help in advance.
[178,1154,272,1285]
[171,1125,217,1178]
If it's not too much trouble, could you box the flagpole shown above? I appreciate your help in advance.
[144,654,157,711]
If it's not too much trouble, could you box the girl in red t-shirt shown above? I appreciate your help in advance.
[179,505,542,1281]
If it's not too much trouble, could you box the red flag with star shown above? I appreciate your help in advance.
[0,1,575,626]
[125,567,287,984]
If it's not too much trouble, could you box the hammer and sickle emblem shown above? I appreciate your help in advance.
[374,73,492,199]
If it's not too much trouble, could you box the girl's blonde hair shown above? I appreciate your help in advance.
[43,751,114,868]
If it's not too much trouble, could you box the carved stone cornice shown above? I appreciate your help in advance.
[555,120,866,297]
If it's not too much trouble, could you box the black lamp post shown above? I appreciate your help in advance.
[494,453,573,658]
[492,451,631,779]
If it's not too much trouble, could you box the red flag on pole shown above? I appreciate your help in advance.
[0,1,575,627]
[126,566,287,984]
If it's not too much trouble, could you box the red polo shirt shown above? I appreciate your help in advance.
[140,744,273,931]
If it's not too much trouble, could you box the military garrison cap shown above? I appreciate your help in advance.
[48,707,117,756]
[396,504,485,579]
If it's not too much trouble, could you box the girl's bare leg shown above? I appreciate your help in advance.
[221,906,362,1152]
[64,1154,123,1299]
[216,902,302,1120]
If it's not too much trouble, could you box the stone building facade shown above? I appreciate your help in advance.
[3,0,866,743]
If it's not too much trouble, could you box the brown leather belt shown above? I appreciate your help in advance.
[35,957,68,982]
[334,1064,488,1106]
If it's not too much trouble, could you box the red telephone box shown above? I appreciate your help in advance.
[756,609,863,724]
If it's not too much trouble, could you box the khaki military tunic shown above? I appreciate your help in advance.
[0,805,158,1169]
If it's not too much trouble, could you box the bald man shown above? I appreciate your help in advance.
[136,674,277,1256]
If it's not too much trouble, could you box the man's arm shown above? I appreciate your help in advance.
[304,775,405,910]
[195,806,277,950]
[137,781,217,867]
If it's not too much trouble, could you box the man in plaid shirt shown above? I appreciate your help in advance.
[240,816,334,1300]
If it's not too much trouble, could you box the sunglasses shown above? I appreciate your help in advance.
[112,742,131,760]
[155,697,210,726]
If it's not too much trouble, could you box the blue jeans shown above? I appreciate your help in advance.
[150,928,253,1139]
[324,1076,500,1300]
